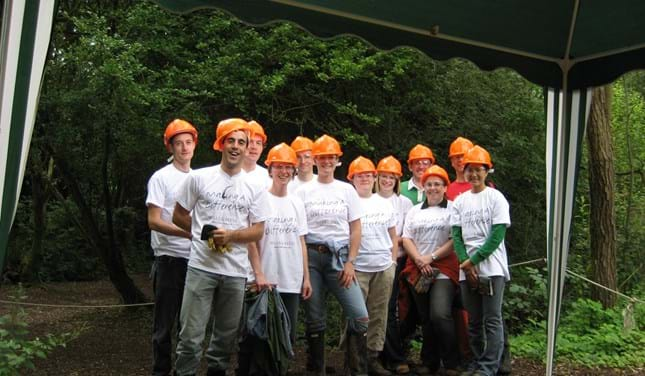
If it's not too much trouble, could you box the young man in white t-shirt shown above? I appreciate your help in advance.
[146,119,197,376]
[242,120,271,187]
[172,118,269,376]
[288,136,317,192]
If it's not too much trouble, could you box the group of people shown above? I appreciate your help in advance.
[146,118,511,376]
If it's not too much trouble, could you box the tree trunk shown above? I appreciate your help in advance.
[45,142,146,304]
[587,85,617,308]
[20,157,48,281]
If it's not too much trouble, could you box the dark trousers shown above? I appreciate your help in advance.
[279,292,301,345]
[381,255,407,366]
[152,255,188,376]
[408,279,460,371]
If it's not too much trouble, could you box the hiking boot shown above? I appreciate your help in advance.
[345,331,368,375]
[306,331,326,376]
[367,350,392,376]
[392,363,410,375]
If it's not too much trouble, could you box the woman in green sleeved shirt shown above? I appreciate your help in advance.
[450,146,511,376]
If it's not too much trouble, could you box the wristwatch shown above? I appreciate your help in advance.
[346,257,357,265]
[431,253,438,261]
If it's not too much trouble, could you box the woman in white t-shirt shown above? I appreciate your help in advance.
[402,165,460,375]
[260,143,312,338]
[374,155,414,373]
[294,135,369,375]
[348,156,398,376]
[450,146,510,376]
[238,143,312,376]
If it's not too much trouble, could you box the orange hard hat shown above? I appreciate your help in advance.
[449,137,474,158]
[407,144,435,164]
[421,165,451,186]
[164,119,198,149]
[248,120,267,143]
[347,156,377,180]
[376,155,403,177]
[463,145,493,169]
[290,136,314,153]
[312,134,343,157]
[265,143,297,166]
[213,118,250,151]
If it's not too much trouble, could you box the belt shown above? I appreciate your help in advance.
[308,243,331,253]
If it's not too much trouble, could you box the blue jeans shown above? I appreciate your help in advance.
[460,277,506,376]
[151,255,188,376]
[304,247,369,334]
[175,267,246,375]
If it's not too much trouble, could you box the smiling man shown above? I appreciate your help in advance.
[401,144,435,205]
[172,118,269,376]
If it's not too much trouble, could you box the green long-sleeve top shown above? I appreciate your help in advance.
[452,224,507,264]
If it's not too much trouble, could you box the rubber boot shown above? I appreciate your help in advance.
[306,331,326,376]
[345,331,368,376]
[368,350,392,376]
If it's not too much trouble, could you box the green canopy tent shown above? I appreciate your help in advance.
[1,1,644,373]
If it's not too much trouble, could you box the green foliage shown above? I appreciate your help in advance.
[512,298,645,368]
[0,289,75,375]
[503,266,547,331]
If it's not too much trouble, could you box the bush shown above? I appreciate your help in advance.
[512,298,645,368]
[0,289,76,375]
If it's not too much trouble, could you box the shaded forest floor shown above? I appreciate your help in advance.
[0,274,641,375]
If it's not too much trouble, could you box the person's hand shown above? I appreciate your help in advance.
[460,259,478,289]
[211,228,234,246]
[254,271,272,291]
[338,262,356,288]
[301,278,313,300]
[420,263,434,277]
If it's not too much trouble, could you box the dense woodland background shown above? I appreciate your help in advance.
[2,0,644,370]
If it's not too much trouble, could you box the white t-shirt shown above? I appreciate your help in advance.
[355,194,396,273]
[382,193,413,257]
[450,187,511,281]
[254,193,308,293]
[245,165,272,188]
[176,165,269,278]
[403,202,453,279]
[295,179,364,247]
[145,163,192,259]
[287,174,317,193]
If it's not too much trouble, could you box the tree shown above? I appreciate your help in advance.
[587,86,617,308]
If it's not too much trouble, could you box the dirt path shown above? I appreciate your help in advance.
[0,275,639,375]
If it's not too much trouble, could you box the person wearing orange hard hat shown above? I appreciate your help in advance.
[375,155,414,374]
[238,143,312,375]
[348,156,398,376]
[294,135,369,375]
[446,137,475,201]
[146,118,197,376]
[450,146,511,376]
[288,136,317,192]
[243,120,271,188]
[173,118,270,376]
[401,144,435,205]
[400,165,460,376]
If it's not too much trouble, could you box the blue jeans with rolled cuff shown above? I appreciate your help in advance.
[460,276,506,376]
